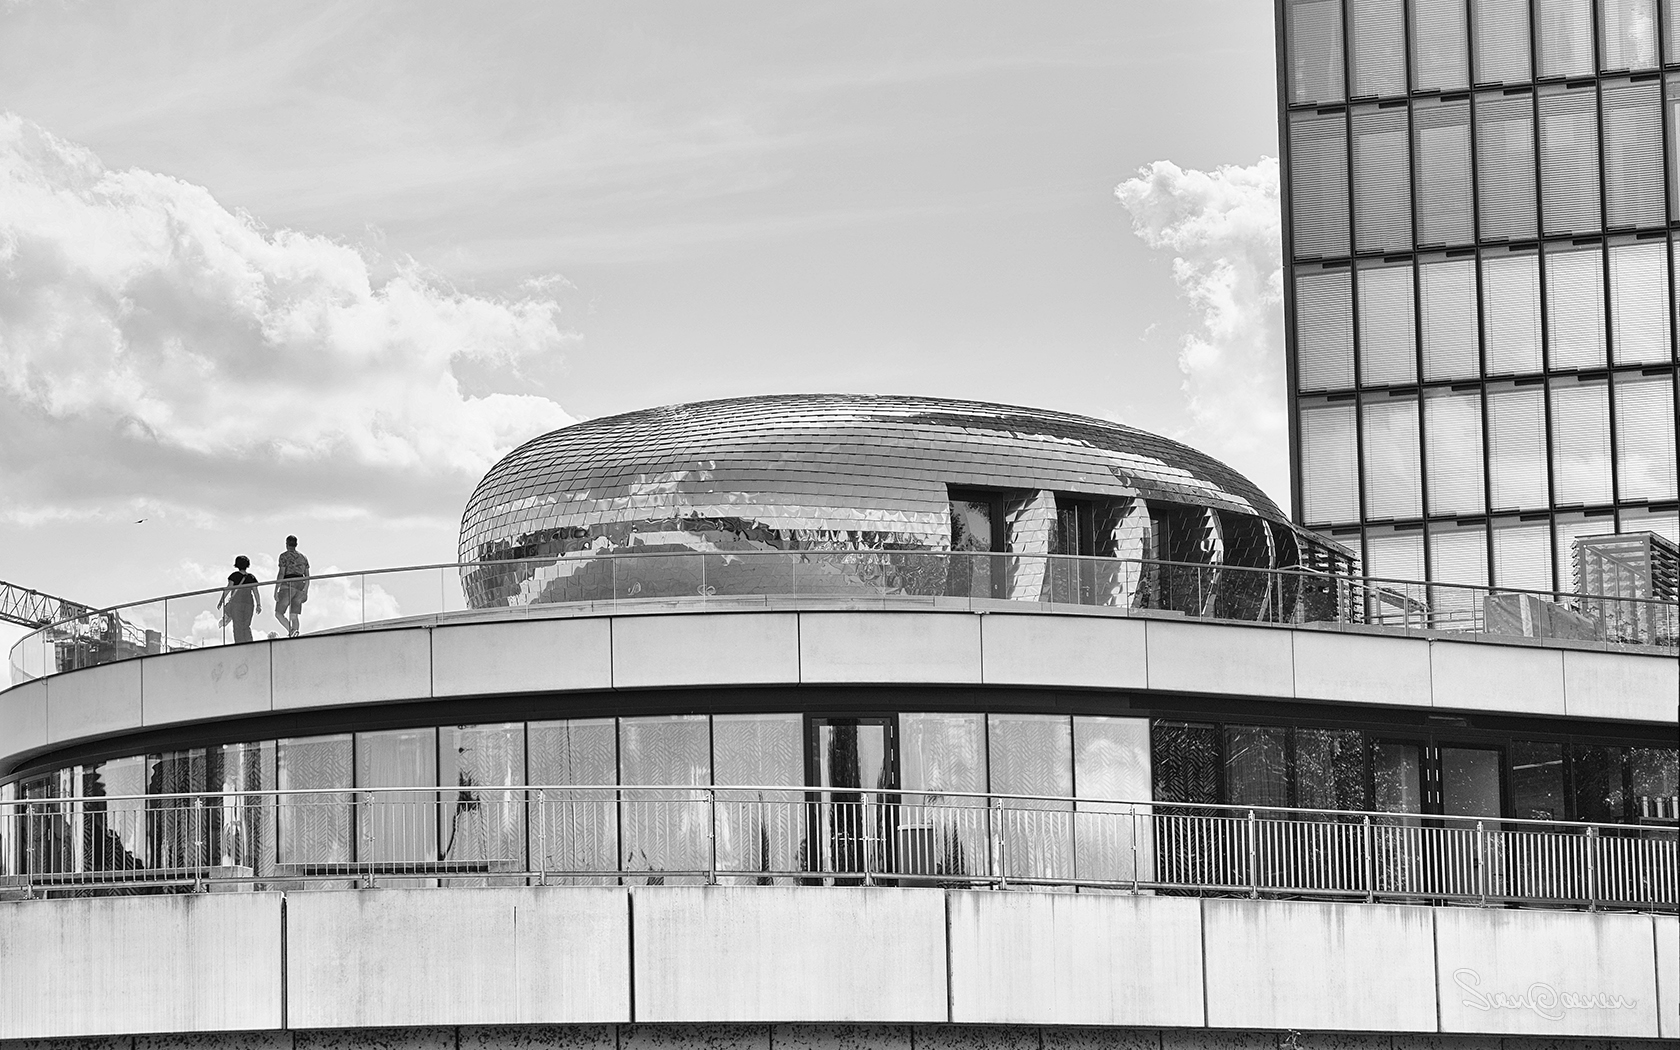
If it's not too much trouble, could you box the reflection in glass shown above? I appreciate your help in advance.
[1473,0,1532,83]
[356,728,439,865]
[147,748,207,870]
[1537,0,1595,77]
[712,714,803,883]
[1411,0,1469,91]
[989,714,1072,882]
[1629,748,1679,821]
[813,718,893,878]
[1512,741,1565,820]
[80,757,146,874]
[1357,264,1417,385]
[277,734,352,866]
[1493,520,1553,592]
[528,718,617,881]
[1441,747,1503,818]
[901,712,987,879]
[1615,374,1679,501]
[1350,0,1407,98]
[1416,101,1474,245]
[1288,0,1345,104]
[1424,390,1485,516]
[1477,98,1538,240]
[207,741,275,873]
[1609,242,1670,365]
[1297,729,1367,811]
[619,715,709,881]
[1538,88,1602,235]
[1291,112,1351,257]
[1362,397,1423,520]
[1550,381,1613,506]
[1487,386,1549,512]
[1074,717,1151,884]
[1224,726,1289,808]
[1301,403,1359,524]
[1604,84,1664,229]
[1296,269,1355,390]
[1151,722,1219,805]
[1353,109,1413,253]
[440,723,526,880]
[1601,0,1660,69]
[1482,254,1543,374]
[1571,745,1627,823]
[1373,740,1424,813]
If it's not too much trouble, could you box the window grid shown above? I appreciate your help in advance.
[1280,0,1679,590]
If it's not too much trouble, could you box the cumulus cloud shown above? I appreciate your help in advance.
[0,113,575,524]
[1114,157,1288,509]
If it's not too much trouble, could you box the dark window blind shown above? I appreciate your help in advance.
[1351,0,1408,96]
[1425,390,1488,514]
[1599,0,1660,70]
[1288,0,1347,104]
[1413,0,1472,91]
[1363,396,1424,519]
[1290,112,1351,258]
[1493,520,1553,591]
[1420,259,1480,379]
[1358,263,1419,385]
[1476,95,1538,240]
[1608,241,1670,364]
[1482,253,1544,374]
[1545,247,1608,369]
[1614,372,1678,499]
[1300,403,1361,524]
[1295,268,1357,390]
[1365,529,1426,582]
[1354,107,1413,252]
[1473,0,1533,83]
[1539,86,1602,235]
[1415,100,1475,245]
[1550,380,1614,505]
[1603,80,1664,229]
[1486,385,1550,510]
[1430,525,1489,587]
[1537,0,1595,77]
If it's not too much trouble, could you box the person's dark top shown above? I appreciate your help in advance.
[226,571,258,608]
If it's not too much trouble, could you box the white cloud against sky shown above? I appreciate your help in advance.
[0,0,1284,625]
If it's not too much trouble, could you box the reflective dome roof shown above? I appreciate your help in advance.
[458,394,1333,607]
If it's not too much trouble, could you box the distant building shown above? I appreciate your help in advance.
[1275,0,1680,591]
[0,395,1673,1047]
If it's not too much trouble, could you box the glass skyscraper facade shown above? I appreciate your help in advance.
[1278,0,1680,593]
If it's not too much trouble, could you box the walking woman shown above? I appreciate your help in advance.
[218,555,262,643]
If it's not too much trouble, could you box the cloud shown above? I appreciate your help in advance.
[0,113,575,525]
[1114,157,1288,510]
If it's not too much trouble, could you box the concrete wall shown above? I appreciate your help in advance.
[0,887,1670,1041]
[5,607,1672,772]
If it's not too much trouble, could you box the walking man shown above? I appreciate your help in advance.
[274,535,311,637]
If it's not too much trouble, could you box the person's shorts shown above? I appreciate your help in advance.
[275,581,308,615]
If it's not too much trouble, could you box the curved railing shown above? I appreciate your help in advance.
[0,786,1672,910]
[8,551,1677,685]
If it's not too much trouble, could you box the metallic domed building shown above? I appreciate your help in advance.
[459,394,1352,609]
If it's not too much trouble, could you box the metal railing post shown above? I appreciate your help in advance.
[1130,804,1141,894]
[706,787,718,886]
[991,796,1007,889]
[360,790,375,888]
[1586,825,1599,911]
[1246,809,1259,898]
[534,788,547,886]
[1362,816,1375,903]
[861,800,874,887]
[1475,820,1487,906]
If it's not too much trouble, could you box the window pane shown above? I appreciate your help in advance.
[1513,742,1566,820]
[1483,253,1544,374]
[1151,722,1219,805]
[1414,0,1471,91]
[1366,528,1427,580]
[1603,81,1664,228]
[1224,726,1290,809]
[1487,386,1550,510]
[901,712,988,878]
[1493,519,1554,591]
[989,714,1073,881]
[1599,0,1660,69]
[1353,106,1413,253]
[1569,745,1626,823]
[1537,0,1595,76]
[1430,524,1490,587]
[355,728,438,865]
[277,734,352,866]
[440,724,526,878]
[1416,101,1475,246]
[529,718,617,879]
[619,714,710,880]
[1557,513,1619,587]
[1477,95,1538,240]
[81,756,147,874]
[1373,741,1425,814]
[1358,263,1417,385]
[1296,729,1367,811]
[1550,380,1614,504]
[1670,74,1680,221]
[1425,389,1488,514]
[1291,112,1351,258]
[1420,258,1480,379]
[1289,0,1347,104]
[1473,0,1534,82]
[712,713,804,884]
[1608,241,1671,364]
[1351,0,1409,96]
[1073,717,1151,884]
[206,741,275,873]
[1615,372,1679,499]
[1539,86,1602,236]
[1545,247,1608,370]
[1296,268,1356,390]
[1363,396,1423,519]
[1628,748,1679,821]
[1301,402,1360,523]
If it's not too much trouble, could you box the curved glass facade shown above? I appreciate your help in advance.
[457,394,1353,608]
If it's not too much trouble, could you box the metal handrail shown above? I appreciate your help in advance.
[3,785,1673,909]
[9,552,1676,686]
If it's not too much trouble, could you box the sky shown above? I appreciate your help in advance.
[0,0,1286,652]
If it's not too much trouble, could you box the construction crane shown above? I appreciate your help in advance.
[0,580,91,629]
